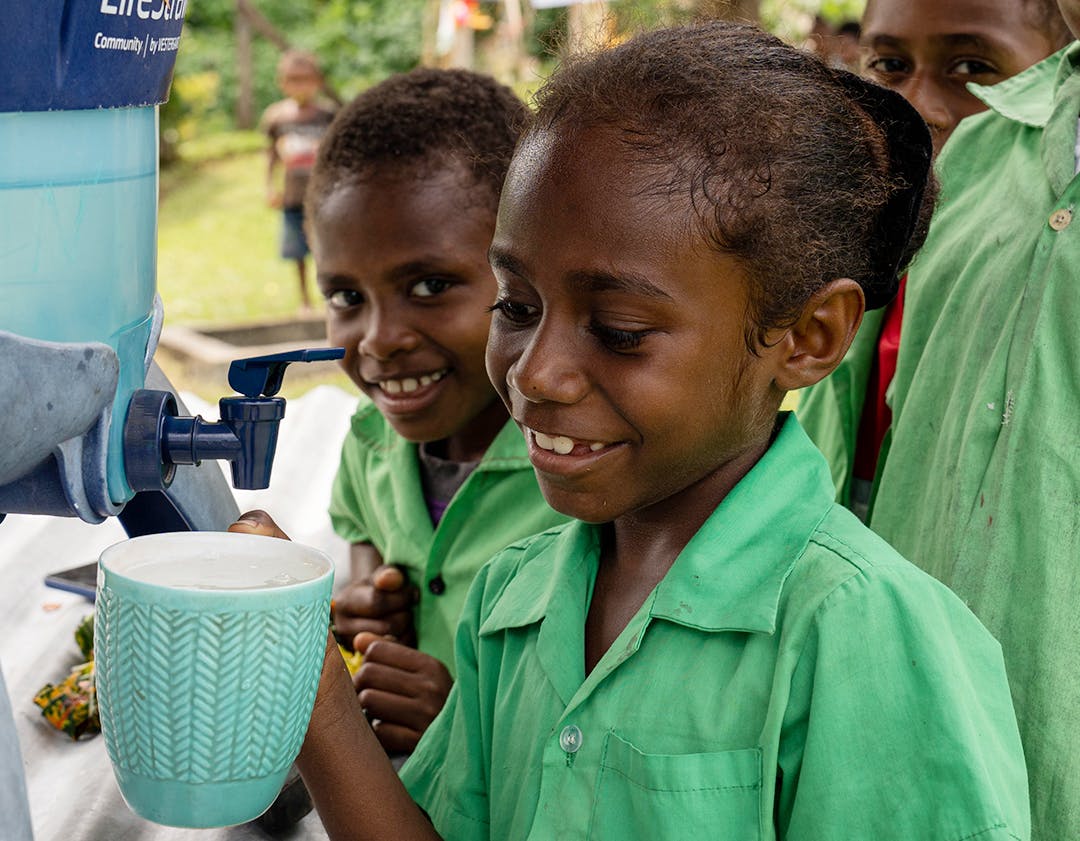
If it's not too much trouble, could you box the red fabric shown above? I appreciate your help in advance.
[853,275,906,481]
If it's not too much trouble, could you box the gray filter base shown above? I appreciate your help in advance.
[0,331,120,522]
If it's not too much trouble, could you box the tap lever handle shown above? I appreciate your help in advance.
[227,348,345,398]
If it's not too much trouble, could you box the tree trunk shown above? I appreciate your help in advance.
[428,0,476,69]
[482,0,532,83]
[235,0,343,106]
[234,0,254,129]
[566,1,611,56]
[421,0,442,66]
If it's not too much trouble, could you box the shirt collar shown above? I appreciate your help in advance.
[481,413,836,637]
[968,43,1080,129]
[348,397,533,471]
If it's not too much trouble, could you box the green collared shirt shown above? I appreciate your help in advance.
[329,399,568,675]
[870,45,1080,841]
[401,415,1028,840]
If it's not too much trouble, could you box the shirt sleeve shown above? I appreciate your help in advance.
[400,564,493,841]
[327,432,371,545]
[778,563,1029,841]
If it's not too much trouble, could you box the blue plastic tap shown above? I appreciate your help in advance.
[123,348,344,491]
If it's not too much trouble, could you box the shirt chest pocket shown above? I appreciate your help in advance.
[587,732,763,841]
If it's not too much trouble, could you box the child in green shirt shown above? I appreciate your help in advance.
[797,0,1070,517]
[800,4,1080,833]
[234,22,1029,840]
[306,68,567,754]
[867,0,1080,834]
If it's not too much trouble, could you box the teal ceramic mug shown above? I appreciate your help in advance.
[94,531,334,828]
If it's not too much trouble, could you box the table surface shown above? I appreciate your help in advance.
[0,386,357,841]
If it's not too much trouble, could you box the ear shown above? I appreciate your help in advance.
[770,279,864,392]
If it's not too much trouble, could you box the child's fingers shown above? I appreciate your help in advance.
[357,685,440,740]
[338,609,408,636]
[353,643,449,689]
[334,581,415,620]
[359,639,450,676]
[353,659,421,699]
[367,718,422,755]
[333,582,416,647]
[352,631,388,654]
[372,565,407,591]
[353,642,453,721]
[336,617,396,645]
[227,509,291,540]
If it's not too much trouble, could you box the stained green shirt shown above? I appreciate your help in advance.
[401,415,1028,840]
[329,398,568,676]
[870,45,1080,841]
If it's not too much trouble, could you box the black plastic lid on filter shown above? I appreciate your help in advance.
[1,0,188,112]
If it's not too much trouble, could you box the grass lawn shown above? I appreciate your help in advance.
[158,146,312,324]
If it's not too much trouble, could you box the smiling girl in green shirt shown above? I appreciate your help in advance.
[234,22,1029,840]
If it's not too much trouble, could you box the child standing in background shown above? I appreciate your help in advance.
[304,68,568,755]
[259,50,336,312]
[235,22,1029,840]
[858,0,1080,834]
[797,0,1070,517]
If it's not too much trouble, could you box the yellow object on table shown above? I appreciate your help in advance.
[338,643,363,676]
[330,599,363,675]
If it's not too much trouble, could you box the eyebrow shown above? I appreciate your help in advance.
[567,269,674,302]
[488,247,674,302]
[488,247,527,278]
[384,259,460,282]
[867,32,1000,52]
[317,259,458,288]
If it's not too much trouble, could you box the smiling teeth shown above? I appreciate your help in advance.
[533,430,605,454]
[380,370,446,395]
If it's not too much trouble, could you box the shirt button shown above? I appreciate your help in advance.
[1049,208,1072,230]
[559,724,583,754]
[428,575,445,595]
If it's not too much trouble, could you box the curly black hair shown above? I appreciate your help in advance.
[528,22,934,348]
[306,67,528,219]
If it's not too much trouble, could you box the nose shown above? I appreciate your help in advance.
[357,301,420,361]
[504,316,588,406]
[896,74,951,152]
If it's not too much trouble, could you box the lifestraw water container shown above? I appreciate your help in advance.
[0,0,187,505]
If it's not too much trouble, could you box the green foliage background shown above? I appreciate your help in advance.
[164,0,865,142]
[165,0,424,137]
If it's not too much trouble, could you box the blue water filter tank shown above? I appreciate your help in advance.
[0,107,158,501]
[0,0,187,505]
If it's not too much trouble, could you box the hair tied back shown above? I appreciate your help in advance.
[831,70,933,309]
